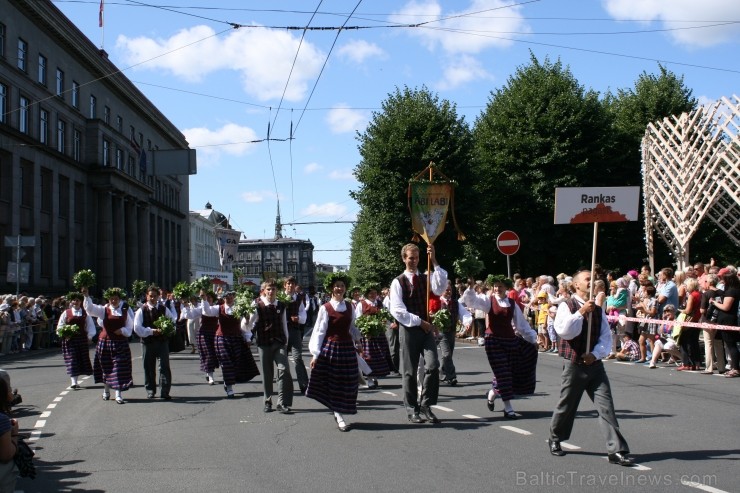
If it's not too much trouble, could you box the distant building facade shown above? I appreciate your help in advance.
[0,0,192,294]
[189,202,232,280]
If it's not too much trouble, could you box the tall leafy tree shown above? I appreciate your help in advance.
[472,54,611,275]
[349,86,475,287]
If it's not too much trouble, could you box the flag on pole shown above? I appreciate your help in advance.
[99,0,104,28]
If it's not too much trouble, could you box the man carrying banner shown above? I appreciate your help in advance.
[390,243,448,424]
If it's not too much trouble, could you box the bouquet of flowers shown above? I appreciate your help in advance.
[57,324,79,339]
[355,309,392,337]
[153,315,175,338]
[190,276,212,294]
[172,282,194,301]
[453,244,485,279]
[232,290,256,319]
[276,291,293,305]
[72,269,96,289]
[432,308,452,332]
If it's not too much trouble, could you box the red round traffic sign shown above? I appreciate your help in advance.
[497,230,520,256]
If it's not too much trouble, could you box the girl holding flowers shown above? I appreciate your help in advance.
[306,273,361,432]
[355,286,394,388]
[56,292,96,390]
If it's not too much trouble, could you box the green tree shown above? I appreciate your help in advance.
[350,86,475,287]
[472,54,610,275]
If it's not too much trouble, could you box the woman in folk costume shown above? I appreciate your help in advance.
[201,291,259,398]
[307,273,362,432]
[461,275,538,419]
[56,292,96,390]
[355,286,394,389]
[182,291,220,385]
[83,287,134,404]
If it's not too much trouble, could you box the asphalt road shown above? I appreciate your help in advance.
[3,339,738,493]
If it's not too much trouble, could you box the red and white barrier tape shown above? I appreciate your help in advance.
[606,314,740,332]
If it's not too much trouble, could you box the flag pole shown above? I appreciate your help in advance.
[586,222,598,354]
[99,0,105,50]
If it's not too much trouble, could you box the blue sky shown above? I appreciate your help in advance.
[53,0,740,267]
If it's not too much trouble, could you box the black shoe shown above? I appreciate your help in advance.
[503,410,520,420]
[226,392,235,399]
[408,413,425,424]
[161,395,172,400]
[419,406,440,424]
[276,404,292,414]
[449,378,457,386]
[608,452,635,466]
[299,386,307,395]
[147,393,155,399]
[264,402,273,413]
[70,384,80,390]
[548,439,565,456]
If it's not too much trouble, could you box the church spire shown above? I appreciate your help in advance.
[274,202,283,240]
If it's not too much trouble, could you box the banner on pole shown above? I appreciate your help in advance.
[409,182,453,245]
[215,227,241,267]
[554,186,640,224]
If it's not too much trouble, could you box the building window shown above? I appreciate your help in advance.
[39,109,49,144]
[129,125,135,141]
[57,119,66,153]
[0,83,6,123]
[116,115,122,132]
[115,146,122,169]
[20,160,33,207]
[102,138,110,166]
[19,96,30,134]
[59,175,69,218]
[73,129,81,161]
[89,95,97,118]
[72,81,80,109]
[17,38,27,72]
[40,167,52,213]
[103,105,110,124]
[0,24,5,58]
[128,155,135,175]
[38,54,47,85]
[56,68,64,98]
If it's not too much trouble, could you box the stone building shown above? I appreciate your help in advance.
[0,0,193,294]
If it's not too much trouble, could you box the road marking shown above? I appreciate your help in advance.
[381,391,397,397]
[500,425,531,435]
[81,376,91,380]
[53,397,63,402]
[560,442,581,450]
[34,420,46,428]
[39,411,51,418]
[681,479,730,493]
[601,457,651,471]
[47,403,57,409]
[28,431,42,442]
[431,405,454,412]
[60,391,69,396]
[462,414,484,420]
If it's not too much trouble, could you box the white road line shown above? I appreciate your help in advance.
[560,442,581,450]
[500,425,531,435]
[34,420,46,428]
[59,391,69,396]
[39,411,51,418]
[681,479,730,493]
[462,414,484,420]
[600,457,651,471]
[81,376,91,380]
[381,391,397,397]
[46,403,57,409]
[53,397,63,402]
[431,405,454,412]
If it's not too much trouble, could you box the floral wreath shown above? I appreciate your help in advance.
[65,291,84,301]
[103,287,127,300]
[485,274,512,288]
[324,272,351,292]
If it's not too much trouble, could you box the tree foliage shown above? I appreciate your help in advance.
[349,86,475,287]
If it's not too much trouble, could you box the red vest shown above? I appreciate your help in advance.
[216,304,241,337]
[101,305,128,341]
[324,302,352,342]
[487,297,516,339]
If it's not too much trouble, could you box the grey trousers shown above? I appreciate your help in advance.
[437,330,457,381]
[400,325,439,413]
[258,342,293,407]
[549,360,629,454]
[288,326,309,389]
[386,327,400,372]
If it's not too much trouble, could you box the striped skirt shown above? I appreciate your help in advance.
[198,327,220,374]
[306,339,359,414]
[511,337,538,396]
[61,333,93,377]
[215,335,260,386]
[93,339,133,391]
[360,335,392,377]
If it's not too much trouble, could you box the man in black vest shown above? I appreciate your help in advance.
[134,286,177,400]
[548,269,634,466]
[389,243,448,424]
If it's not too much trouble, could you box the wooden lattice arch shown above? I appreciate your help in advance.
[642,95,740,271]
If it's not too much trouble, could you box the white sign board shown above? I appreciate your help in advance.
[194,271,232,283]
[215,227,242,267]
[554,186,640,225]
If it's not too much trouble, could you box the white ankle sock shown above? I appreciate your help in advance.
[504,400,514,413]
[115,390,122,399]
[71,377,78,385]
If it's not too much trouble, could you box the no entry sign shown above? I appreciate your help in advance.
[497,230,520,256]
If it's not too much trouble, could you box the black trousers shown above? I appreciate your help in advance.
[142,338,171,397]
[399,325,439,413]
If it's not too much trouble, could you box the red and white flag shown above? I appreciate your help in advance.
[99,0,104,28]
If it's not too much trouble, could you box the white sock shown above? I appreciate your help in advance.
[504,400,514,413]
[115,390,122,399]
[207,372,214,381]
[487,389,496,402]
[71,376,78,386]
[334,411,344,423]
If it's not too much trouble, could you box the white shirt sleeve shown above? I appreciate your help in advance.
[297,296,307,325]
[461,287,492,313]
[553,296,611,360]
[133,307,155,338]
[309,304,329,358]
[84,313,96,340]
[200,299,220,317]
[83,296,105,319]
[390,277,419,328]
[511,303,537,344]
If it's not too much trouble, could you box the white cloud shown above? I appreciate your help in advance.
[241,190,277,203]
[338,39,387,64]
[182,123,259,166]
[304,162,323,174]
[301,202,350,217]
[435,55,492,90]
[326,105,369,134]
[116,25,325,101]
[603,0,740,47]
[328,169,355,180]
[393,0,529,54]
